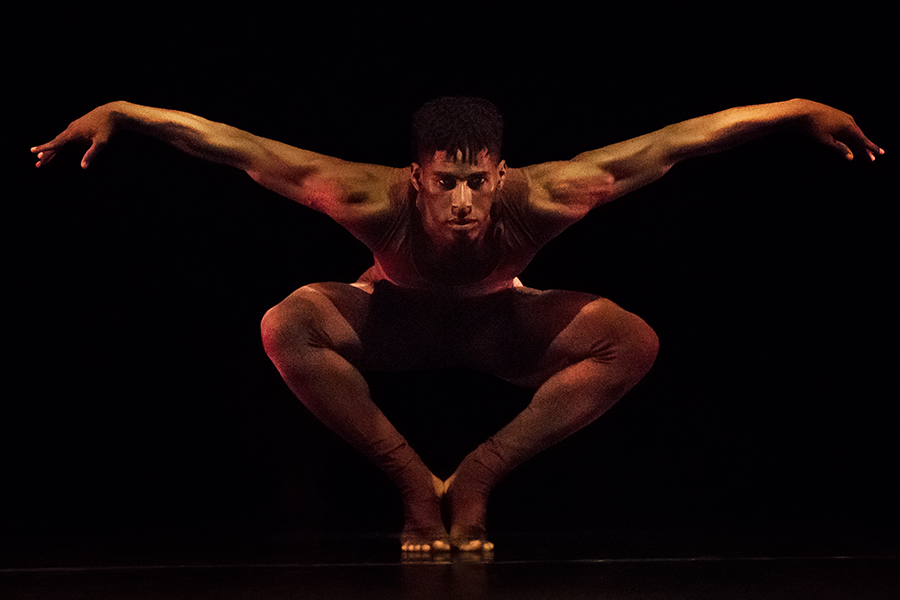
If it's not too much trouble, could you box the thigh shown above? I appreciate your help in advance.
[264,282,367,368]
[465,287,652,389]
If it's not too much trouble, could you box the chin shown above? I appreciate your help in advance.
[454,223,483,239]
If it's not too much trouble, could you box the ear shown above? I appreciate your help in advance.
[410,162,422,192]
[497,159,508,189]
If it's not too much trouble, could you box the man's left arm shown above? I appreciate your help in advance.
[524,99,883,237]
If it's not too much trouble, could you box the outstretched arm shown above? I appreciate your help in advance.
[524,99,884,236]
[31,101,401,246]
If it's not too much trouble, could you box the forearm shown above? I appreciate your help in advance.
[111,101,256,168]
[662,98,812,162]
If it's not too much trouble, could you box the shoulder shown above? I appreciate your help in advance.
[344,166,413,249]
[300,164,412,251]
[500,163,610,244]
[522,160,613,214]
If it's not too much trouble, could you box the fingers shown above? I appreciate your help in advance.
[32,148,57,168]
[847,121,884,161]
[811,106,884,163]
[832,139,854,161]
[831,131,884,162]
[864,140,885,161]
[31,134,108,169]
[81,140,106,169]
[31,132,69,167]
[840,140,885,162]
[31,142,55,155]
[31,139,61,167]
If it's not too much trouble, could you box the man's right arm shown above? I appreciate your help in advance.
[31,101,402,246]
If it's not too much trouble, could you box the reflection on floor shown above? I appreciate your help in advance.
[3,530,899,599]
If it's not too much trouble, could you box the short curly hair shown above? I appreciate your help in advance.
[411,96,504,164]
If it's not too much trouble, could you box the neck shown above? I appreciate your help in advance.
[412,219,499,286]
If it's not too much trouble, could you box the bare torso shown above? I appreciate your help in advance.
[355,168,546,297]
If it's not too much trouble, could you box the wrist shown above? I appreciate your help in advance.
[786,98,817,120]
[768,98,814,133]
[106,102,170,138]
[105,100,136,126]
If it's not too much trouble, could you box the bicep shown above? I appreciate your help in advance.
[515,163,611,243]
[523,158,620,224]
[526,131,675,211]
[520,134,676,241]
[244,136,371,209]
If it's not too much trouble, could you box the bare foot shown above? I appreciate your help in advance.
[400,474,450,552]
[443,473,495,552]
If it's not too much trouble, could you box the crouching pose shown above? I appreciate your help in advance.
[33,96,882,552]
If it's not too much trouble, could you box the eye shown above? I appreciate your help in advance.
[468,176,486,190]
[437,178,456,190]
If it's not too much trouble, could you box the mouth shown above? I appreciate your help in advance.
[448,219,477,230]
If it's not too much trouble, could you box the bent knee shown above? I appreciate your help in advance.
[626,315,659,376]
[584,299,659,374]
[260,287,336,359]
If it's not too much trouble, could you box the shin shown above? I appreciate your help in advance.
[261,286,446,545]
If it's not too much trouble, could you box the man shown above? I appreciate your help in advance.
[32,97,883,552]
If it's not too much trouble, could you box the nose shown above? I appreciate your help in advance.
[451,182,472,216]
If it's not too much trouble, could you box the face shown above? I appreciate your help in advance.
[411,149,507,250]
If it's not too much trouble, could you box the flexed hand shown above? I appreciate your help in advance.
[31,102,122,169]
[800,100,884,162]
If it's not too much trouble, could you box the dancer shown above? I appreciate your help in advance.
[32,96,883,552]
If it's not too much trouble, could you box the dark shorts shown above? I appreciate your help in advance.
[307,280,609,385]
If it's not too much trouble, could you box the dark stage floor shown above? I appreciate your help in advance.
[3,530,898,599]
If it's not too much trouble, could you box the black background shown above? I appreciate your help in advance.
[5,6,897,547]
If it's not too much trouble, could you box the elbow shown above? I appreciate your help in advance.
[213,125,258,169]
[549,170,616,208]
[657,122,697,165]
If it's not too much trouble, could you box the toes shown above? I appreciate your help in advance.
[457,539,485,552]
[451,537,494,552]
[449,524,493,552]
[401,542,428,552]
[401,539,451,553]
[404,535,493,553]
